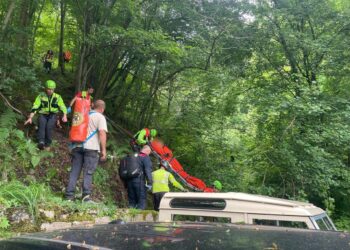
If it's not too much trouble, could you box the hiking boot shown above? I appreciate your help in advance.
[65,197,75,202]
[82,195,96,204]
[38,142,45,150]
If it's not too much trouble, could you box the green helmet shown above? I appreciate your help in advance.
[45,80,56,89]
[150,129,157,137]
[213,180,222,190]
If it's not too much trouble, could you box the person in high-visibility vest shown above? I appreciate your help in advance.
[212,180,222,191]
[152,164,186,211]
[130,128,157,152]
[24,80,67,150]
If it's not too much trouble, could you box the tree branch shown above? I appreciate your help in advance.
[0,91,25,117]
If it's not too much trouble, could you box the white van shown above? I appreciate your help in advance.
[158,192,337,231]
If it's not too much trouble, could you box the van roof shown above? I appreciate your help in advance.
[162,192,325,216]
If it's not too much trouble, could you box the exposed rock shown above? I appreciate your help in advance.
[95,216,111,224]
[60,214,69,220]
[72,221,93,227]
[41,222,72,231]
[39,209,55,220]
[0,204,6,217]
[87,209,98,216]
[145,213,156,222]
[10,210,31,223]
[132,214,144,222]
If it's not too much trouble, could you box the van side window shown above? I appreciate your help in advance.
[170,198,226,210]
[253,219,277,226]
[173,215,231,223]
[253,219,308,229]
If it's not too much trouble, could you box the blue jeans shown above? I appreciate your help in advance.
[127,177,147,209]
[65,147,99,199]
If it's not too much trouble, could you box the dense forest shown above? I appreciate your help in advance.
[1,0,350,234]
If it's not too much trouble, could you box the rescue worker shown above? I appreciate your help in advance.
[127,145,153,209]
[24,80,67,150]
[212,180,222,192]
[152,164,186,211]
[65,100,108,202]
[43,50,54,73]
[130,128,157,152]
[63,50,72,63]
[68,85,94,113]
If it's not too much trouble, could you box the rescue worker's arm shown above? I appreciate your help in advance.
[99,130,107,161]
[143,157,153,185]
[24,95,41,125]
[169,173,185,191]
[136,129,147,145]
[57,95,67,122]
[69,96,77,108]
[97,116,108,161]
[24,112,35,125]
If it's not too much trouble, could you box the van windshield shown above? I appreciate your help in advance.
[312,214,336,231]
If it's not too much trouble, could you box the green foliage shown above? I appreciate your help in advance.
[0,216,9,229]
[45,168,58,182]
[0,181,52,222]
[1,0,350,233]
[94,168,109,188]
[0,109,52,182]
[334,216,350,232]
[40,194,118,219]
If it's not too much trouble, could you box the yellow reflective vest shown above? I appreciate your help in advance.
[31,92,67,114]
[152,168,184,193]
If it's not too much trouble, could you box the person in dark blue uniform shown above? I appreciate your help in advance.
[127,145,153,209]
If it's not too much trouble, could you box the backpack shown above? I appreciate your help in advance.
[119,154,142,180]
[69,98,91,143]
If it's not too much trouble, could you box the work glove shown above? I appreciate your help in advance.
[67,106,72,114]
[145,184,152,191]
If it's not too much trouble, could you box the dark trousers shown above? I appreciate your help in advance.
[38,114,56,146]
[153,192,166,211]
[65,147,99,199]
[127,177,147,209]
[44,61,52,73]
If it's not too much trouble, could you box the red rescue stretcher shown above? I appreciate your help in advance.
[150,139,214,192]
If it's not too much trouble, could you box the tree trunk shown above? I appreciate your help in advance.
[59,0,66,75]
[30,0,45,60]
[2,2,16,33]
[75,10,91,92]
[18,0,37,57]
